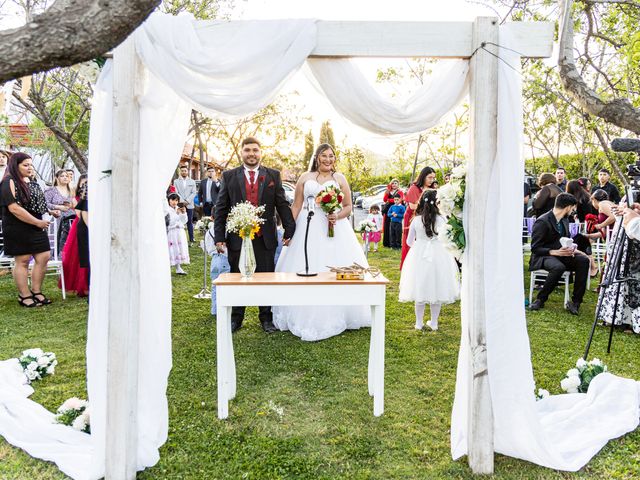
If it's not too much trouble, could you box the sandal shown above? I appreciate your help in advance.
[18,294,39,308]
[31,291,53,305]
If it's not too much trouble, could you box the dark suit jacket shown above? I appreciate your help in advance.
[529,210,570,270]
[198,177,220,206]
[214,165,295,251]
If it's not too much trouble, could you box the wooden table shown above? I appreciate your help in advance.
[213,272,389,419]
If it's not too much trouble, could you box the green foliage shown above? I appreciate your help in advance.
[1,246,640,479]
[319,120,336,147]
[338,145,373,192]
[303,130,314,168]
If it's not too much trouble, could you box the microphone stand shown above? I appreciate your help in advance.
[297,197,318,277]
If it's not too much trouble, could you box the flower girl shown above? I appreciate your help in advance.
[399,189,459,331]
[166,193,190,275]
[364,205,383,252]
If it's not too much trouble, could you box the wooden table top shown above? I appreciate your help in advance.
[213,271,389,286]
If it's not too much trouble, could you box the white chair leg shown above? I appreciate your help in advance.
[564,275,570,307]
[60,269,66,300]
[529,272,535,304]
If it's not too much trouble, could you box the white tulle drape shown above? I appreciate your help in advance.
[450,28,640,470]
[1,13,638,480]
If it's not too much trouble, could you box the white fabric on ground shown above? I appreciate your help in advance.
[450,27,640,471]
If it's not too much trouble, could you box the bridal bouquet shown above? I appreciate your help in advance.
[316,185,344,237]
[560,357,608,393]
[55,397,91,434]
[226,201,265,240]
[437,164,466,259]
[19,348,57,383]
[356,219,378,233]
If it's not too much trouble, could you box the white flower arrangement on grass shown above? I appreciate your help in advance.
[560,357,608,394]
[55,397,91,434]
[226,201,266,240]
[19,348,57,383]
[355,219,378,233]
[535,388,550,400]
[437,164,466,259]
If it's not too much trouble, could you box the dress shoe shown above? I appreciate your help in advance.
[261,320,278,333]
[528,299,544,311]
[566,301,580,315]
[231,319,243,333]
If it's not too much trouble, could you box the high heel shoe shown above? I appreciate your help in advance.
[18,295,38,308]
[31,291,53,305]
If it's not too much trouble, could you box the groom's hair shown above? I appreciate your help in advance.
[241,136,261,148]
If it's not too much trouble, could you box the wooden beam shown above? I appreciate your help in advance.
[106,35,142,480]
[466,16,497,474]
[310,20,553,58]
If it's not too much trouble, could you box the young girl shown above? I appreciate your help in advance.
[399,189,459,331]
[364,204,383,252]
[166,193,190,275]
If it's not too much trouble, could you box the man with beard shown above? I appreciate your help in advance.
[528,193,590,315]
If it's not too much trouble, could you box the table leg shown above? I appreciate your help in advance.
[368,305,375,397]
[371,303,385,417]
[217,304,233,419]
[226,306,236,400]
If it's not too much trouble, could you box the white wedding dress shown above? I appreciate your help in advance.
[273,179,371,341]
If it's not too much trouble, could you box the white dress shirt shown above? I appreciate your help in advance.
[243,165,260,184]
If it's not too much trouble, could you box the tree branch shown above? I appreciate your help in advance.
[0,0,160,84]
[558,0,640,134]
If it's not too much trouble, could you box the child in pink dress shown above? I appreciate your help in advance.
[364,205,383,252]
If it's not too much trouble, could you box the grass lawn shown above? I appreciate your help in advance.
[1,241,639,479]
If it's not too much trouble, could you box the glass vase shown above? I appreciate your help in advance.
[239,236,257,278]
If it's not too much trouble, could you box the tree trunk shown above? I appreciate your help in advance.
[558,0,640,135]
[0,0,161,84]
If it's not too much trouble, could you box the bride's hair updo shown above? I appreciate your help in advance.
[416,189,440,238]
[309,143,336,172]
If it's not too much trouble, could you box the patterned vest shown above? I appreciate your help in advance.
[245,173,259,207]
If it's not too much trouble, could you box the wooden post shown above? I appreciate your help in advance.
[466,16,498,474]
[106,35,142,480]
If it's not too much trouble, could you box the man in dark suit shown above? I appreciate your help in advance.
[198,167,220,217]
[214,137,296,333]
[529,193,590,315]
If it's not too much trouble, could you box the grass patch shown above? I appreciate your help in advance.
[1,244,639,479]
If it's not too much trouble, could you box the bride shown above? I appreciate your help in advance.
[273,143,371,341]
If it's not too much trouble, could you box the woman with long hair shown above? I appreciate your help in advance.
[382,179,403,248]
[44,169,76,253]
[401,166,436,268]
[60,174,89,296]
[399,189,459,331]
[0,153,54,306]
[273,143,370,341]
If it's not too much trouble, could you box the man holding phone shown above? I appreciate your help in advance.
[528,193,590,315]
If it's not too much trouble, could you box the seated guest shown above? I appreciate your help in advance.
[532,173,563,217]
[528,193,590,315]
[586,189,616,241]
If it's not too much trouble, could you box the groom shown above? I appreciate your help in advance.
[214,137,296,333]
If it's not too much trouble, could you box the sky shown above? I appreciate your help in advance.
[227,0,501,156]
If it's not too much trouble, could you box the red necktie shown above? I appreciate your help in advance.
[249,170,255,185]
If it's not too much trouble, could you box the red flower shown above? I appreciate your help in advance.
[322,194,332,203]
[337,194,343,203]
[258,176,265,183]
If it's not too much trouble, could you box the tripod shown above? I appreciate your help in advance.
[584,217,631,358]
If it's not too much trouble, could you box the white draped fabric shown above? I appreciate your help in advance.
[450,30,640,470]
[0,13,638,480]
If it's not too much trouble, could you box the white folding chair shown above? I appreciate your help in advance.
[0,219,16,272]
[529,269,571,307]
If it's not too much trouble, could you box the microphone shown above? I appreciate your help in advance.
[305,195,315,214]
[611,138,640,153]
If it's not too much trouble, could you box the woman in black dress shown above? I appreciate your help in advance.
[532,172,563,218]
[0,153,54,306]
